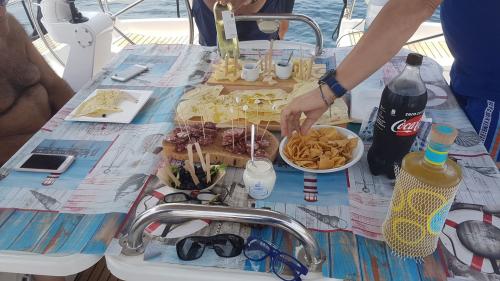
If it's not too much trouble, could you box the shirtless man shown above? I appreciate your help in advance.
[0,1,73,166]
[192,0,293,46]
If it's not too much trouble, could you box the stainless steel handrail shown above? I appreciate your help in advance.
[184,0,194,44]
[235,13,323,56]
[112,0,144,18]
[120,203,325,272]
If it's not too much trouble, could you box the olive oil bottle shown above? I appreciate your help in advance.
[213,1,240,59]
[383,124,462,259]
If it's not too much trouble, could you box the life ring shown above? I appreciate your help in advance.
[440,206,500,274]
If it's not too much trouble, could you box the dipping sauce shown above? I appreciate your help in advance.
[243,158,276,200]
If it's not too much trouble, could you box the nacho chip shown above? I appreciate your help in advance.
[284,127,358,170]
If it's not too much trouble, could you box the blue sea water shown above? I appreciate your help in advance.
[10,0,440,48]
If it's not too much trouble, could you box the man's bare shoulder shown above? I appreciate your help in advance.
[6,13,29,42]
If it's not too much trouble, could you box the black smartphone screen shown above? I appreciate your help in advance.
[20,154,67,170]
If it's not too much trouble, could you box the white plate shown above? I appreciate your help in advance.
[279,125,364,174]
[65,89,152,123]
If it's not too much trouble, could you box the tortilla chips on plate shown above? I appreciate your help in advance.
[284,127,358,170]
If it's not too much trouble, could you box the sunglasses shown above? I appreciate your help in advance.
[163,188,229,206]
[176,234,244,261]
[244,237,308,281]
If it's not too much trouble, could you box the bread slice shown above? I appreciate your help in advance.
[162,128,279,168]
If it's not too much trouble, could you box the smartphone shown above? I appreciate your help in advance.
[111,64,148,82]
[15,153,75,174]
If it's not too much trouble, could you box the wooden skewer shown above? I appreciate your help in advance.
[205,153,211,184]
[156,165,171,186]
[230,107,235,151]
[224,53,229,76]
[255,99,261,126]
[261,104,276,141]
[163,161,181,187]
[187,143,195,172]
[268,39,274,74]
[258,51,264,71]
[184,163,200,186]
[232,50,238,75]
[194,142,207,172]
[178,115,192,143]
[243,105,248,143]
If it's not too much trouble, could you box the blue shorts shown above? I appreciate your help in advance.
[192,0,293,46]
[455,94,500,164]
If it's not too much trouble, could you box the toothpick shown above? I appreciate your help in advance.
[232,50,238,75]
[187,143,195,172]
[162,161,181,187]
[194,142,207,172]
[235,97,241,130]
[205,153,211,184]
[243,105,249,142]
[224,53,229,76]
[200,108,207,140]
[178,115,192,143]
[258,51,264,70]
[255,99,261,127]
[230,107,235,152]
[269,39,274,75]
[184,163,200,186]
[261,104,276,141]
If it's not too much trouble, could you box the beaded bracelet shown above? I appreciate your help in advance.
[319,83,334,118]
[319,83,333,107]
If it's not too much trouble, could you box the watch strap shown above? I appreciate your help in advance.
[319,69,348,98]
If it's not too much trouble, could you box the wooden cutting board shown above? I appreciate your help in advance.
[162,127,280,168]
[175,83,350,132]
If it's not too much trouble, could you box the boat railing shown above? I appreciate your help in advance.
[97,0,194,45]
[235,13,324,56]
[119,203,325,272]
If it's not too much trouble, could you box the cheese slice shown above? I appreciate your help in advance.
[74,89,137,117]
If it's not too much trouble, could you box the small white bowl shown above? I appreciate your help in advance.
[279,125,364,174]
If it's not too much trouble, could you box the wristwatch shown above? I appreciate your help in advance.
[318,69,348,98]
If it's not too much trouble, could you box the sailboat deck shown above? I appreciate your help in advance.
[346,31,452,62]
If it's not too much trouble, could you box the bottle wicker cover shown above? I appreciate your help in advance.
[382,168,460,259]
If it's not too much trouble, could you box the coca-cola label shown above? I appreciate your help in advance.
[390,115,423,136]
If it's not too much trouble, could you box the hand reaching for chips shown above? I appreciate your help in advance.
[284,127,358,170]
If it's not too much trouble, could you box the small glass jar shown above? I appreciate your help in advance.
[243,158,276,200]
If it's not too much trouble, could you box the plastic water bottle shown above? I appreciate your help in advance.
[367,53,428,179]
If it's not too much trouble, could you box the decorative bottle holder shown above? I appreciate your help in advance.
[382,167,461,259]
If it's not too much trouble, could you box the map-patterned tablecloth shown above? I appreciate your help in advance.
[0,44,498,281]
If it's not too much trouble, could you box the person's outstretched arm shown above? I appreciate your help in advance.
[281,0,441,136]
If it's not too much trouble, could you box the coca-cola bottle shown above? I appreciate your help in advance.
[367,53,428,179]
